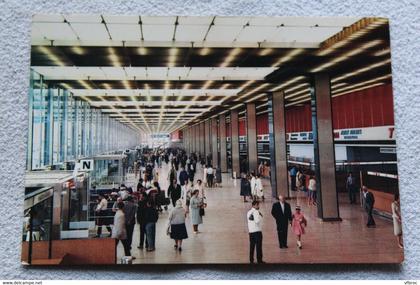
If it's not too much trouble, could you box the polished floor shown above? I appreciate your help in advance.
[118,162,404,264]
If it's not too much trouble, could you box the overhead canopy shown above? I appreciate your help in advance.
[31,15,391,134]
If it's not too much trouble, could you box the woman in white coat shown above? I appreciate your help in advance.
[391,192,403,248]
[112,202,131,257]
[255,174,264,201]
[250,173,257,200]
[202,166,208,187]
[190,190,203,234]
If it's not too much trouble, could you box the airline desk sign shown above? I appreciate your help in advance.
[79,159,94,171]
[334,126,395,141]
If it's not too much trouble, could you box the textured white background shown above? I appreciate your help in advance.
[0,0,419,279]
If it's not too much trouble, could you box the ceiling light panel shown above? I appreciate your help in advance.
[107,24,142,41]
[248,17,360,27]
[102,15,139,24]
[206,25,244,43]
[125,66,147,78]
[146,67,170,79]
[64,14,102,23]
[175,25,208,42]
[213,17,250,26]
[167,67,190,78]
[267,26,342,44]
[101,67,126,79]
[71,23,109,41]
[235,26,278,42]
[177,16,213,25]
[141,25,174,41]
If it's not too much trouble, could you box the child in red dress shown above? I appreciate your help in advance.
[291,205,307,249]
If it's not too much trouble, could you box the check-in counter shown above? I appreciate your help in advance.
[23,171,90,264]
[22,238,116,265]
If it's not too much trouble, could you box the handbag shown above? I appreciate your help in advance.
[199,207,205,216]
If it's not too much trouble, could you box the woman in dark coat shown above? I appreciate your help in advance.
[240,173,252,202]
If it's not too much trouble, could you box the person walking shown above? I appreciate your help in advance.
[168,165,177,184]
[168,179,182,207]
[112,202,131,257]
[202,165,208,187]
[207,165,214,188]
[291,205,307,249]
[271,195,292,248]
[144,199,159,251]
[240,173,251,202]
[308,176,317,206]
[255,174,264,201]
[124,196,137,251]
[362,186,376,228]
[190,190,203,234]
[215,166,222,187]
[346,172,357,204]
[168,199,188,252]
[247,200,264,264]
[136,192,148,249]
[195,179,205,199]
[95,194,112,238]
[391,192,403,248]
[250,172,257,201]
[178,167,188,196]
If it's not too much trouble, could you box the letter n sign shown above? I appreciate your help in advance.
[80,159,94,171]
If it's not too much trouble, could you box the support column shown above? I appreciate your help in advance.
[230,110,240,179]
[193,125,198,153]
[200,122,205,156]
[246,103,258,173]
[205,120,211,159]
[312,73,341,221]
[211,117,218,167]
[268,91,289,199]
[219,114,227,172]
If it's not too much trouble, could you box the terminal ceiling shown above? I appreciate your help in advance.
[31,15,392,134]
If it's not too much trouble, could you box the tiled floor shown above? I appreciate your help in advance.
[118,162,404,264]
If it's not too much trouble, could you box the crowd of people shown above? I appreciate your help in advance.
[93,147,403,264]
[94,148,210,260]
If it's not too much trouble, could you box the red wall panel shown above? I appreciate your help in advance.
[256,114,269,135]
[239,119,246,136]
[282,84,394,133]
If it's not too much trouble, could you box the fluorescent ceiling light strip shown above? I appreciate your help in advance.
[220,48,241,68]
[271,49,304,67]
[331,58,391,83]
[284,88,310,99]
[332,74,391,94]
[237,83,270,100]
[270,76,306,92]
[38,46,65,66]
[285,97,311,107]
[332,82,386,98]
[284,83,309,93]
[245,93,267,103]
[311,40,383,72]
[288,93,310,102]
[373,48,390,56]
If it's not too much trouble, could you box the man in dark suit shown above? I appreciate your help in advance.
[271,195,292,248]
[362,186,376,227]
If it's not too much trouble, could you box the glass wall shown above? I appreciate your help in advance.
[27,69,142,170]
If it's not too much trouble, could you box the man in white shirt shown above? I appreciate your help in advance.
[247,200,265,264]
[95,193,112,237]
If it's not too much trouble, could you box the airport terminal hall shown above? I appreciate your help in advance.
[23,15,403,265]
